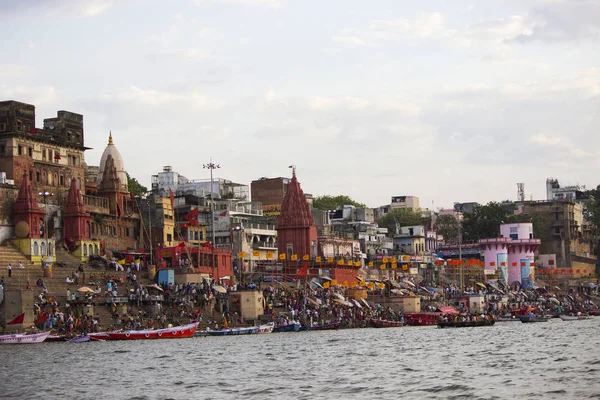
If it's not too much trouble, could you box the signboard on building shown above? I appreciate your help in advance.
[263,204,281,216]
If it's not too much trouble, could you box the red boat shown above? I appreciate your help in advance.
[404,312,441,326]
[106,323,197,340]
[371,319,404,328]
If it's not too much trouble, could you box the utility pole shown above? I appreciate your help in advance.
[203,159,220,280]
[38,190,53,267]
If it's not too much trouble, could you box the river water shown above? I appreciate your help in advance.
[1,318,599,400]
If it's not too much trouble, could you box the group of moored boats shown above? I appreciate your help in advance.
[2,312,595,343]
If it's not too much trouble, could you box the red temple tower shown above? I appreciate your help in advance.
[63,177,91,241]
[14,172,45,239]
[276,168,318,259]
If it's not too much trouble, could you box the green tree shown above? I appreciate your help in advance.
[126,172,148,196]
[461,202,512,242]
[378,208,423,230]
[434,214,460,243]
[312,195,366,210]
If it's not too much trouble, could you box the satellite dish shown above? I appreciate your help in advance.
[15,221,30,238]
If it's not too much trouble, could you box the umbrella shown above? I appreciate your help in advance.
[426,286,439,293]
[334,293,345,301]
[361,298,371,309]
[420,286,429,293]
[352,299,363,309]
[213,285,227,294]
[403,280,415,287]
[321,276,333,281]
[146,284,164,292]
[548,297,560,304]
[307,297,320,307]
[77,287,95,293]
[476,282,486,289]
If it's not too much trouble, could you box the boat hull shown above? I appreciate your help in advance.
[519,316,548,323]
[559,315,590,321]
[437,320,495,328]
[107,324,197,340]
[404,313,441,326]
[273,323,301,332]
[309,322,340,331]
[206,326,260,336]
[371,319,404,328]
[0,331,51,344]
[70,335,90,343]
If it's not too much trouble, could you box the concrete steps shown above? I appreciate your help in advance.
[54,247,84,268]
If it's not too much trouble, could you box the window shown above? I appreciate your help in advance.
[167,234,172,242]
[42,149,47,160]
[0,144,4,155]
[17,121,21,131]
[60,175,64,186]
[29,171,33,181]
[554,227,561,235]
[36,171,40,182]
[18,145,22,155]
[28,147,33,157]
[0,123,5,131]
[199,232,203,240]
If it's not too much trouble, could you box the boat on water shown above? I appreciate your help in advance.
[258,323,274,334]
[437,320,495,328]
[69,335,90,343]
[559,315,591,321]
[404,312,441,326]
[46,334,67,342]
[519,316,549,323]
[272,322,301,332]
[309,322,340,331]
[206,326,260,336]
[107,323,197,340]
[371,319,404,328]
[89,332,111,341]
[588,310,600,316]
[0,331,51,344]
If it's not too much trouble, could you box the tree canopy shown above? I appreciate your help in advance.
[126,172,148,196]
[434,214,460,244]
[312,195,366,210]
[461,202,513,242]
[378,208,423,230]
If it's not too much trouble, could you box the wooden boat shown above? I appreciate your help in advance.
[559,315,591,321]
[588,310,600,316]
[309,322,340,331]
[272,322,301,332]
[404,312,441,326]
[519,316,549,323]
[371,319,404,328]
[258,323,274,334]
[437,319,495,328]
[206,326,260,336]
[46,334,67,342]
[88,332,111,341]
[0,331,51,344]
[69,335,90,343]
[107,323,197,340]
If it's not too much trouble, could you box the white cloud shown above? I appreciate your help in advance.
[0,85,58,105]
[0,64,33,78]
[195,0,283,8]
[0,0,114,18]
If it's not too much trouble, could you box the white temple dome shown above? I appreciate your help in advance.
[97,132,128,192]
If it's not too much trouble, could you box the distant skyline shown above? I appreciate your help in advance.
[1,0,598,209]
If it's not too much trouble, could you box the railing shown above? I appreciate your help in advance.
[253,241,277,249]
[246,223,276,231]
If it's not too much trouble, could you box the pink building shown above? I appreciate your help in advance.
[479,223,541,288]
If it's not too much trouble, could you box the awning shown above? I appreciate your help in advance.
[438,306,459,315]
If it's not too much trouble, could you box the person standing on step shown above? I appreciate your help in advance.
[7,264,12,277]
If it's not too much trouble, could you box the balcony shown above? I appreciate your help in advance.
[252,241,277,250]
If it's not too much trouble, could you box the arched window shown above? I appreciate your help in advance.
[94,245,99,255]
[40,242,46,256]
[83,244,88,256]
[89,244,93,255]
[33,242,39,256]
[48,243,53,256]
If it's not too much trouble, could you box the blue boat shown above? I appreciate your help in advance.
[273,323,301,332]
[205,326,260,336]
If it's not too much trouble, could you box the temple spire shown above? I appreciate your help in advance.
[108,131,113,145]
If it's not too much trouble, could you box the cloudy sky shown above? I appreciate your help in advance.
[1,0,599,209]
